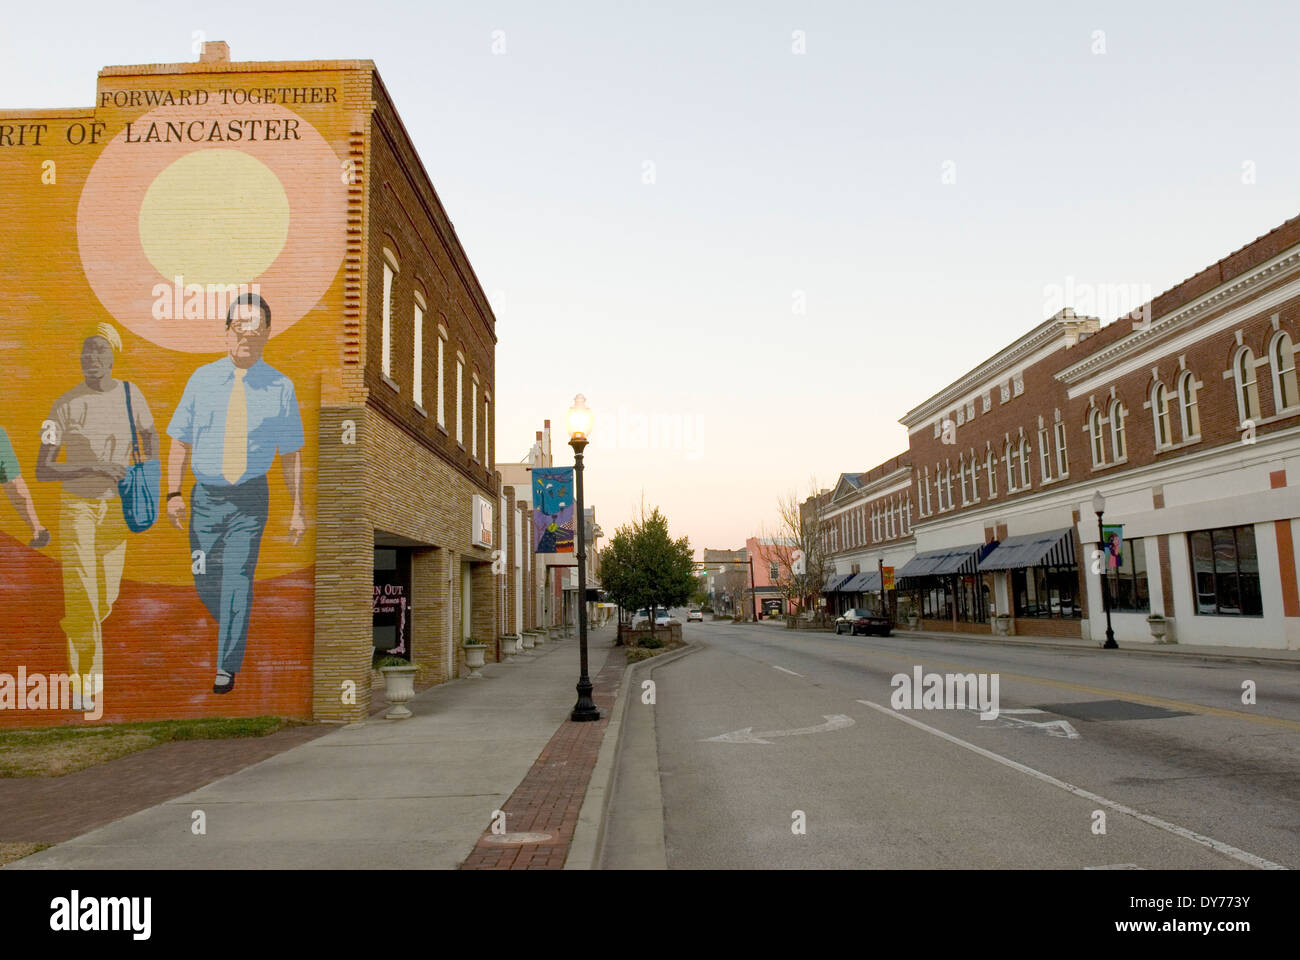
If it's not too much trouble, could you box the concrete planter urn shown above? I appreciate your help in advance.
[530,629,545,648]
[519,632,535,650]
[906,613,920,630]
[992,615,1011,636]
[500,635,521,662]
[1147,616,1172,642]
[463,642,487,678]
[379,665,418,720]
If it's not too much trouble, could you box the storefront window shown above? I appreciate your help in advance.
[916,575,988,622]
[1190,526,1262,616]
[1013,564,1081,618]
[1105,539,1149,612]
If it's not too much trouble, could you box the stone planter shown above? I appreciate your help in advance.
[500,635,521,662]
[463,644,487,678]
[906,613,920,631]
[992,615,1011,636]
[1147,616,1173,643]
[531,630,545,648]
[520,632,535,650]
[379,665,418,720]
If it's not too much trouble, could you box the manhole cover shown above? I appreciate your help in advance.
[481,832,554,845]
[1035,700,1191,721]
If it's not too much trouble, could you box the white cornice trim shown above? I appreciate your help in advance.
[899,319,1074,429]
[1057,248,1300,392]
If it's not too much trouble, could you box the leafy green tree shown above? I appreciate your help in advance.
[598,505,695,643]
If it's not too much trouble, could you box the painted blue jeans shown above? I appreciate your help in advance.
[190,476,269,675]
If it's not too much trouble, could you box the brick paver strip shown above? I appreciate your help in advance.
[0,723,330,844]
[460,643,626,870]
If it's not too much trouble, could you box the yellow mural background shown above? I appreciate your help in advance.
[0,69,354,586]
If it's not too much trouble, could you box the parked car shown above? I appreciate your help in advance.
[687,609,703,622]
[632,609,651,627]
[834,607,892,636]
[655,613,680,626]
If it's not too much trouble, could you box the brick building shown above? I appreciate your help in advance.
[0,44,532,726]
[824,214,1300,650]
[816,455,915,617]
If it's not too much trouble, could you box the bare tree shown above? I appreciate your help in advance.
[756,477,831,625]
[718,565,751,620]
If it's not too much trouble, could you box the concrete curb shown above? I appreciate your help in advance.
[566,642,702,868]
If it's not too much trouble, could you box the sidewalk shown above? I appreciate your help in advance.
[6,627,625,870]
[749,617,1300,664]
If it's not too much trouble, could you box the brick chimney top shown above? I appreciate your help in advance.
[199,41,230,63]
[535,431,542,441]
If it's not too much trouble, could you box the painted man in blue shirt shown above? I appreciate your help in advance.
[165,294,305,695]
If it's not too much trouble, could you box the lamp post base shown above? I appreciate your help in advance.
[571,677,601,722]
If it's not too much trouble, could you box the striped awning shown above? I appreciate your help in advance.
[843,571,882,592]
[977,528,1076,572]
[896,543,988,581]
[821,573,855,594]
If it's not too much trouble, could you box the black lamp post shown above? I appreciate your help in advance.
[1093,490,1118,649]
[568,395,601,722]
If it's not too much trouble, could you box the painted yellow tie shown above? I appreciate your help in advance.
[222,367,248,485]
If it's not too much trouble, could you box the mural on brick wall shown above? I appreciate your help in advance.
[0,78,348,725]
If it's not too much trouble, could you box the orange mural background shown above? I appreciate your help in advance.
[0,66,352,725]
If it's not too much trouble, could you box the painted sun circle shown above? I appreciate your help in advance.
[139,150,291,285]
[77,101,346,353]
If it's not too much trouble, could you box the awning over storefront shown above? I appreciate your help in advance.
[977,528,1076,572]
[821,573,855,593]
[896,543,988,583]
[843,571,881,593]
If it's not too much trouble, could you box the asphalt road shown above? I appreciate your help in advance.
[604,620,1300,869]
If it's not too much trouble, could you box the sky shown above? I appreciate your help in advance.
[6,0,1300,556]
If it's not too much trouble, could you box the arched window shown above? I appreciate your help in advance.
[986,448,997,498]
[1152,383,1171,449]
[1271,332,1298,413]
[1235,347,1261,424]
[943,461,953,510]
[1109,400,1126,461]
[970,451,980,501]
[1178,371,1200,440]
[1019,436,1031,488]
[1005,442,1017,491]
[1090,409,1105,466]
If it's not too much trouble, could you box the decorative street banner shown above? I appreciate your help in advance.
[881,566,894,591]
[532,467,574,553]
[1102,524,1124,569]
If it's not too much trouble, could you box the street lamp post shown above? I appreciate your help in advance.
[1093,490,1118,649]
[568,395,601,722]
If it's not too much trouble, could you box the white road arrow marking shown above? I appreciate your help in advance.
[962,707,1081,738]
[701,714,855,745]
[991,714,1081,739]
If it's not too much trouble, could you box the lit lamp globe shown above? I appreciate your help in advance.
[1092,491,1106,516]
[567,394,594,444]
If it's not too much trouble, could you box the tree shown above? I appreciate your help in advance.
[718,564,751,620]
[755,479,830,626]
[598,505,696,643]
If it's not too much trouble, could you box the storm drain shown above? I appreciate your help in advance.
[1034,699,1192,722]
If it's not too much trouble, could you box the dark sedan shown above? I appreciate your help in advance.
[833,607,892,636]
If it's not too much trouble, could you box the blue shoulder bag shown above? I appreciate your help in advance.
[118,381,161,532]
